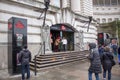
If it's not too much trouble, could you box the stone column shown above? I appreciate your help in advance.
[71,0,81,14]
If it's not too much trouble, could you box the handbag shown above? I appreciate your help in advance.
[111,59,116,66]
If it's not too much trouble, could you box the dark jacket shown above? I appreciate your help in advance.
[101,51,113,70]
[88,43,102,73]
[19,49,31,64]
[118,47,120,55]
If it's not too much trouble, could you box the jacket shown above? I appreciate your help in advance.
[19,49,31,64]
[101,51,113,70]
[88,43,102,73]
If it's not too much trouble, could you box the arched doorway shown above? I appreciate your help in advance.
[50,24,76,52]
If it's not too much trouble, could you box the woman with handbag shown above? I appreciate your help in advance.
[101,46,114,80]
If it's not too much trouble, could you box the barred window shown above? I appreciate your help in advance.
[111,0,117,5]
[105,0,110,6]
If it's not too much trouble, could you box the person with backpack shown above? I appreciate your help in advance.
[19,45,31,80]
[101,46,114,80]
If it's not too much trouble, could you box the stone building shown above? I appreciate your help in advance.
[93,0,120,24]
[0,0,97,70]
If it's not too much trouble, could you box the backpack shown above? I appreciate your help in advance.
[20,50,31,64]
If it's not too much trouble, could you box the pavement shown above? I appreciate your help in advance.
[0,60,120,80]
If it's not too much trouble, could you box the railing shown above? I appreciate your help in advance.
[34,44,43,76]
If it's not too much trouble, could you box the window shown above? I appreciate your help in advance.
[111,0,117,5]
[51,0,60,7]
[93,0,99,5]
[98,0,104,5]
[102,18,106,23]
[96,18,100,23]
[114,18,119,21]
[118,0,120,5]
[108,18,112,22]
[105,0,110,6]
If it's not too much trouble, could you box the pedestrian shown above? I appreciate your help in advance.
[54,37,60,52]
[118,46,120,66]
[19,45,31,80]
[101,46,114,80]
[98,44,104,59]
[61,37,67,51]
[88,43,102,80]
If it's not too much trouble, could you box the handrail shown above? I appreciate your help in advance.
[34,44,43,76]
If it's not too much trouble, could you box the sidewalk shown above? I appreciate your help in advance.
[0,61,120,80]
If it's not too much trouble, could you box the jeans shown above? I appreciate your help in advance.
[88,71,100,80]
[21,63,30,80]
[103,69,111,80]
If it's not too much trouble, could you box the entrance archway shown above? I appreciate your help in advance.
[50,24,76,52]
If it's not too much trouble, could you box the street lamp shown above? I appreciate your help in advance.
[87,16,92,32]
[44,0,50,10]
[43,0,50,54]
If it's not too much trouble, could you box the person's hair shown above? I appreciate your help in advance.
[23,45,27,49]
[104,46,110,52]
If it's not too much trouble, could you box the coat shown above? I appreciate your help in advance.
[19,49,31,64]
[88,43,102,73]
[101,52,113,70]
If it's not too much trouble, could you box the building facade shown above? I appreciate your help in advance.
[93,0,120,24]
[0,0,97,70]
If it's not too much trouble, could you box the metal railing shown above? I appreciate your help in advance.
[34,44,43,76]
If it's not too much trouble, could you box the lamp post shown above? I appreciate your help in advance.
[87,16,92,32]
[42,0,50,55]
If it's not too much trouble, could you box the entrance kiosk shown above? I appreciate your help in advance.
[8,17,27,74]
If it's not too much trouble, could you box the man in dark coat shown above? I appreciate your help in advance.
[19,45,31,80]
[101,46,114,80]
[88,43,102,80]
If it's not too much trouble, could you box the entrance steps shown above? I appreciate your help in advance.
[30,51,89,72]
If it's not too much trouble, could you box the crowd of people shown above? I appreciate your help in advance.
[88,39,120,80]
[52,36,68,52]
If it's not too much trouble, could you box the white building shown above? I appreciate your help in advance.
[0,0,97,70]
[93,0,120,23]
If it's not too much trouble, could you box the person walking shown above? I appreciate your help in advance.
[19,45,31,80]
[98,44,104,59]
[118,46,120,66]
[101,46,114,80]
[61,37,67,51]
[88,43,102,80]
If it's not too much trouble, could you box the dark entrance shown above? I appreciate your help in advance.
[50,24,75,52]
[8,17,27,74]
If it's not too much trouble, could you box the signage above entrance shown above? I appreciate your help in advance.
[51,24,75,32]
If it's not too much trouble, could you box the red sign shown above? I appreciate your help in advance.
[98,33,103,38]
[61,25,66,30]
[8,22,12,30]
[15,21,24,29]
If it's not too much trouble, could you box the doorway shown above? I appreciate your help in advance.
[50,24,75,52]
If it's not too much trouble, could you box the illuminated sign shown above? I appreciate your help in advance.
[15,21,24,29]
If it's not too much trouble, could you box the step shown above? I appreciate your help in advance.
[30,56,87,68]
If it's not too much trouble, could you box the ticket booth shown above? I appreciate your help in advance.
[8,17,27,74]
